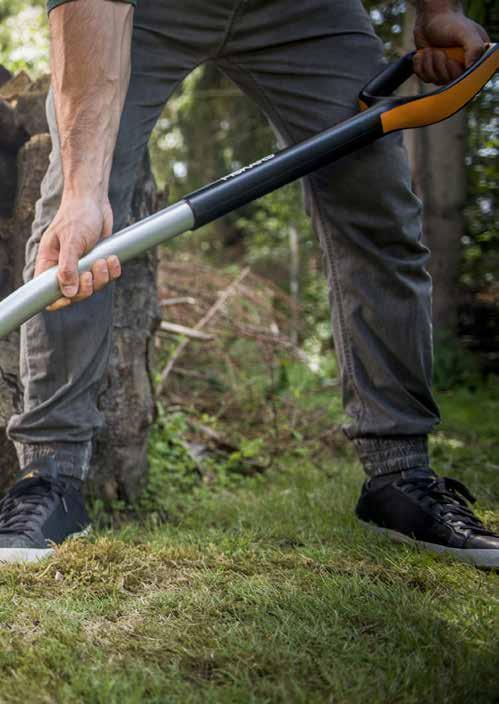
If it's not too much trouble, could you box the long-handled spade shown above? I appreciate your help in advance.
[0,44,497,339]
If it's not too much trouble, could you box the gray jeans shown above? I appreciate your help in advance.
[7,0,440,480]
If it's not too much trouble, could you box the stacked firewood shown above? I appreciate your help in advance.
[0,69,51,296]
[0,67,160,501]
[0,68,52,493]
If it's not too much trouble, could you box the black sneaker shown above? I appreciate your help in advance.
[356,469,499,568]
[0,472,90,564]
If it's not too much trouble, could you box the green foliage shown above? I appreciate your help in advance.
[465,0,499,28]
[363,0,406,57]
[437,379,499,441]
[432,381,499,505]
[433,333,482,392]
[463,87,499,290]
[130,407,267,524]
[0,0,48,77]
[138,409,200,519]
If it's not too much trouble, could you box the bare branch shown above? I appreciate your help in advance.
[157,266,250,394]
[158,321,214,340]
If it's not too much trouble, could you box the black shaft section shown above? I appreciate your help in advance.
[359,53,415,107]
[185,107,384,229]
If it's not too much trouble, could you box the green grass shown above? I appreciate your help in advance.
[0,384,498,703]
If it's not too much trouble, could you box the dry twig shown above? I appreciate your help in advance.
[158,321,214,340]
[157,267,250,395]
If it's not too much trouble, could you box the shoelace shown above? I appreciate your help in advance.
[0,476,68,536]
[401,475,492,536]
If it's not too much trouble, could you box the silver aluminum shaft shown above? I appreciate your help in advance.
[0,200,194,340]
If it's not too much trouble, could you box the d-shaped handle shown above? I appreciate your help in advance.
[359,43,498,133]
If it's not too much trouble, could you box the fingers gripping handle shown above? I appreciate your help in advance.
[428,47,465,65]
[359,48,464,109]
[359,44,498,132]
[0,201,195,339]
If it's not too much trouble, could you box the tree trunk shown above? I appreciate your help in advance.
[401,1,418,166]
[0,71,160,500]
[402,2,466,335]
[90,152,161,502]
[289,224,300,346]
[415,111,467,335]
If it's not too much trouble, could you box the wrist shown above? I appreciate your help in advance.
[63,175,107,203]
[59,144,111,204]
[57,109,116,200]
[60,189,107,213]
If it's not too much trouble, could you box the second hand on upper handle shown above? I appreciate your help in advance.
[359,43,498,133]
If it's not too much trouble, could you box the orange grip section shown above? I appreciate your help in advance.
[382,43,498,133]
[416,46,465,65]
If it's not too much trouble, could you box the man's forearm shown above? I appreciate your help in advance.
[49,0,133,200]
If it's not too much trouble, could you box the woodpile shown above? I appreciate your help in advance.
[0,67,160,500]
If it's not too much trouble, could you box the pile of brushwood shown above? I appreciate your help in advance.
[154,254,347,475]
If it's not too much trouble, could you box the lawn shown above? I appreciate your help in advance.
[0,384,497,704]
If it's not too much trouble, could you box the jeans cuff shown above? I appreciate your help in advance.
[352,435,429,478]
[14,441,92,481]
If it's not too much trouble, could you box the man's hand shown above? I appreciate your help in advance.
[414,1,489,84]
[35,196,121,311]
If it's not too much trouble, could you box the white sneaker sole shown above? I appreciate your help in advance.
[0,525,92,565]
[362,522,499,569]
